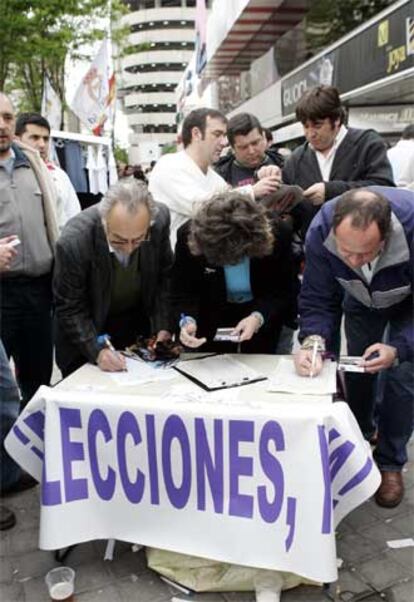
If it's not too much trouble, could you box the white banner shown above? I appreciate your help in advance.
[5,386,380,583]
[70,38,115,135]
[41,75,62,131]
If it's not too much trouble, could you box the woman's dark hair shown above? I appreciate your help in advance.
[188,192,274,266]
[295,85,345,126]
[333,189,392,241]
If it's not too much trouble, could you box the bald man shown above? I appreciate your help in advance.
[0,93,59,406]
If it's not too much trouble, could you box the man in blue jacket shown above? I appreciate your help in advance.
[294,187,413,508]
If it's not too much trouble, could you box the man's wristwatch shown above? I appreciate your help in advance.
[301,335,325,352]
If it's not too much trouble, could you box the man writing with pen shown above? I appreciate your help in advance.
[54,178,173,377]
[293,187,414,509]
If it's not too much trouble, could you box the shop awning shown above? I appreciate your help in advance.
[202,0,308,78]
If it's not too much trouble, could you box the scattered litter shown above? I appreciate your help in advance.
[160,575,192,595]
[387,538,414,549]
[130,574,138,582]
[104,538,116,560]
[12,569,19,575]
[17,576,32,583]
[336,557,344,568]
[131,544,142,553]
[385,518,392,523]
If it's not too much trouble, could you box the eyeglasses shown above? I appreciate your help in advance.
[108,230,151,249]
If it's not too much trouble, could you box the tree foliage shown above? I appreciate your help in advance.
[306,0,394,54]
[0,0,128,111]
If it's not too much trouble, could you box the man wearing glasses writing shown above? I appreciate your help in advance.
[54,178,173,376]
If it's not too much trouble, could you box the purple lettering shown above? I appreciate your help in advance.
[317,425,332,534]
[330,440,355,481]
[24,411,45,440]
[162,415,191,509]
[338,458,373,496]
[285,496,297,552]
[60,408,88,502]
[145,414,160,505]
[195,418,223,513]
[88,410,116,501]
[257,420,285,523]
[13,425,30,445]
[42,461,62,506]
[229,420,254,519]
[117,411,145,504]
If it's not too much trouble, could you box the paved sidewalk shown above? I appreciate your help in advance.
[1,441,413,602]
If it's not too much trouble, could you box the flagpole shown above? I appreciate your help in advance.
[108,0,117,153]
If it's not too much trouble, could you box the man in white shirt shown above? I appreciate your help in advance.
[149,108,281,249]
[15,113,81,230]
[387,124,414,188]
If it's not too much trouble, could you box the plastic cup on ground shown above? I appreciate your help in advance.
[45,566,76,601]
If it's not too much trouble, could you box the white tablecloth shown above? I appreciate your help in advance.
[5,354,380,583]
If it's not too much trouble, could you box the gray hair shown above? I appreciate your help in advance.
[99,177,158,220]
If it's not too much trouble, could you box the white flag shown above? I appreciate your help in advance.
[70,38,116,135]
[41,75,62,130]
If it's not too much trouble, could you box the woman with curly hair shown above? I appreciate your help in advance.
[171,191,298,353]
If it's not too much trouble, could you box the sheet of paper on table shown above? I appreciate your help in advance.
[267,357,337,395]
[174,354,265,390]
[109,357,176,386]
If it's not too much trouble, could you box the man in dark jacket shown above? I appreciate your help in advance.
[215,112,284,189]
[294,187,413,508]
[283,85,395,230]
[54,178,173,376]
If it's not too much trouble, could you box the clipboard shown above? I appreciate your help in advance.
[173,354,266,391]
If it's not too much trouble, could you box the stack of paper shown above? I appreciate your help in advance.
[109,358,176,386]
[267,357,337,396]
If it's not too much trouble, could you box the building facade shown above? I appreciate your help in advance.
[199,0,413,144]
[119,0,197,163]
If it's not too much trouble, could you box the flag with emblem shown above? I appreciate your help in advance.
[70,38,116,135]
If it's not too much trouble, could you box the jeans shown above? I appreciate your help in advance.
[344,309,414,471]
[0,339,22,490]
[0,274,53,406]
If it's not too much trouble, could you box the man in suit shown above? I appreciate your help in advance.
[54,178,173,376]
[283,85,394,231]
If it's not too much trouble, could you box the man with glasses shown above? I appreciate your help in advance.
[54,178,173,376]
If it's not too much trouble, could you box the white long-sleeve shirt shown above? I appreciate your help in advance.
[148,150,229,249]
[46,162,81,231]
[387,139,414,188]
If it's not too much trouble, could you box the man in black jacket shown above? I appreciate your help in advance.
[283,85,395,228]
[54,178,173,376]
[215,112,284,189]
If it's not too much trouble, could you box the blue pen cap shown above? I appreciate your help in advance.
[97,334,110,348]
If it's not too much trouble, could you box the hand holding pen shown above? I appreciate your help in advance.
[97,335,127,372]
[294,344,323,377]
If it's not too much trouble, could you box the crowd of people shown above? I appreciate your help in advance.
[0,85,413,534]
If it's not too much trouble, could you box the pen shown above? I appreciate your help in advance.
[97,334,127,371]
[309,339,318,378]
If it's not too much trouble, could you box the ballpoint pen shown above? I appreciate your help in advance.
[98,334,127,371]
[309,339,318,378]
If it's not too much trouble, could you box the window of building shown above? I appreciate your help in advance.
[161,0,183,7]
[130,20,194,33]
